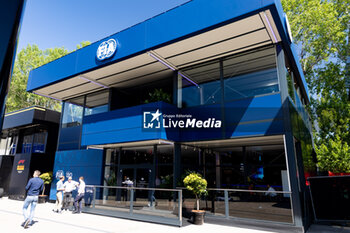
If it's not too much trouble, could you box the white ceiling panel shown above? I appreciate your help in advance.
[154,14,265,59]
[168,29,271,68]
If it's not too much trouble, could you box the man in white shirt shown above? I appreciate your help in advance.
[73,176,85,214]
[62,177,78,211]
[53,176,65,213]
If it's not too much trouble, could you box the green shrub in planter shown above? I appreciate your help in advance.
[39,172,53,195]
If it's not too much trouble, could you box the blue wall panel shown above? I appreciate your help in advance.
[81,94,283,146]
[81,101,178,146]
[49,149,104,200]
[57,126,82,151]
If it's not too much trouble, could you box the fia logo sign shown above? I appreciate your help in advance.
[96,38,117,61]
[143,109,162,129]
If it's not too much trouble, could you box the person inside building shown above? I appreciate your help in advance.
[62,177,78,211]
[73,176,85,214]
[265,184,277,200]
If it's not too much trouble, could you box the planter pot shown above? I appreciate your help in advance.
[191,210,205,225]
[38,195,48,204]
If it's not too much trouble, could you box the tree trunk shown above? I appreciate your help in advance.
[196,195,199,211]
[42,185,45,196]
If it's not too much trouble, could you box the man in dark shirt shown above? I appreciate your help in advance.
[22,170,44,228]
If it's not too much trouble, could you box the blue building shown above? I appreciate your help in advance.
[27,0,315,231]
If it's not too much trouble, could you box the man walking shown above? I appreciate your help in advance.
[73,176,85,214]
[22,170,44,229]
[63,177,77,211]
[53,176,65,213]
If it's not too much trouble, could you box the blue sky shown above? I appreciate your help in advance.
[17,0,190,52]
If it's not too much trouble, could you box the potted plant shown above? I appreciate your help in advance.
[144,88,171,103]
[183,172,207,225]
[38,172,53,203]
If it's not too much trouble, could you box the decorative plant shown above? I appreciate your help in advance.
[144,88,171,103]
[39,172,53,195]
[183,172,207,211]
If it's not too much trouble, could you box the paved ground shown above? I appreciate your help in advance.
[1,197,349,233]
[0,197,277,233]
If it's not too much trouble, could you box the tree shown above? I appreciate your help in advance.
[282,0,350,172]
[6,41,91,113]
[39,172,53,195]
[183,172,207,211]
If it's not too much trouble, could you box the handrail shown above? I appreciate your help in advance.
[176,187,292,194]
[84,184,183,227]
[86,185,180,192]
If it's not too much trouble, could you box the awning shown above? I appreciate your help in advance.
[32,10,281,102]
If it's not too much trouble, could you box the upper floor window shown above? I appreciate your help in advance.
[180,46,279,108]
[181,60,221,107]
[33,131,47,153]
[223,46,278,102]
[22,134,33,154]
[62,97,84,128]
[0,135,18,155]
[84,90,109,116]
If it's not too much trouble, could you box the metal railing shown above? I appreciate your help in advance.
[83,185,182,226]
[83,185,293,225]
[179,187,294,224]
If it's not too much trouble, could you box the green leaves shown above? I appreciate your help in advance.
[316,136,350,173]
[282,0,350,172]
[6,42,91,113]
[39,172,53,185]
[183,172,207,197]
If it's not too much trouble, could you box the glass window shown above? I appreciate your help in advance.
[120,146,153,164]
[156,145,173,188]
[0,138,7,154]
[22,135,33,154]
[62,98,84,128]
[181,60,221,107]
[245,145,287,189]
[33,131,47,153]
[5,135,18,155]
[84,90,109,116]
[224,46,278,102]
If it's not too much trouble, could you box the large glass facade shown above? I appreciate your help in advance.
[180,143,287,190]
[180,46,279,107]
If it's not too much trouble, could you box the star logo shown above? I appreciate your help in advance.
[143,109,162,129]
[151,109,161,122]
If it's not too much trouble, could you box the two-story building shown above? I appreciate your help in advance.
[26,0,315,231]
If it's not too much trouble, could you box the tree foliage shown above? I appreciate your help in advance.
[6,41,91,113]
[183,172,207,210]
[282,0,350,172]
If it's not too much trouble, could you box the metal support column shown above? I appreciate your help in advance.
[276,44,303,228]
